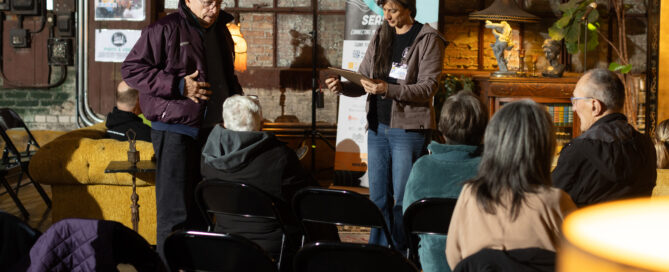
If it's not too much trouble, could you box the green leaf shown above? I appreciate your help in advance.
[608,62,632,74]
[587,23,597,31]
[555,13,574,28]
[566,42,579,54]
[564,23,581,43]
[587,9,599,23]
[548,26,565,41]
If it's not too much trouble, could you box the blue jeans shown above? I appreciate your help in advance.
[367,123,428,250]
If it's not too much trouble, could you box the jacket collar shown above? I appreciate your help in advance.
[427,141,481,159]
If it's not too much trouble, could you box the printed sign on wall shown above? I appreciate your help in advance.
[94,29,141,63]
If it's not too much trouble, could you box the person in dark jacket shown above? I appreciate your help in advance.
[121,0,243,259]
[200,95,316,260]
[106,81,152,142]
[552,68,656,207]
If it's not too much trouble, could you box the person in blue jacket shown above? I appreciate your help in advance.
[402,90,488,272]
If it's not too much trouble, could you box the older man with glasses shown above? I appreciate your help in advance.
[122,0,243,261]
[552,68,656,208]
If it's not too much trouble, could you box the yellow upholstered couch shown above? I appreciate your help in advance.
[28,123,157,244]
[652,169,669,197]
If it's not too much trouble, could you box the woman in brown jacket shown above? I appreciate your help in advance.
[445,100,577,269]
[325,0,446,250]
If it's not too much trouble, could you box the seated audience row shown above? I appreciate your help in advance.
[402,68,658,271]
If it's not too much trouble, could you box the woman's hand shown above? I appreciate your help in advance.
[361,78,388,95]
[324,77,342,94]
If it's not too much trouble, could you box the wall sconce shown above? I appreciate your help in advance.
[559,197,669,271]
[227,22,247,72]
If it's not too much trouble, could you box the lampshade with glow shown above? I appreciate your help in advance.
[227,22,247,72]
[469,0,538,76]
[558,197,669,271]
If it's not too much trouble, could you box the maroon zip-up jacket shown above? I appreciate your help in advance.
[121,0,242,128]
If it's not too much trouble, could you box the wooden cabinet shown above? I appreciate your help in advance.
[474,75,581,147]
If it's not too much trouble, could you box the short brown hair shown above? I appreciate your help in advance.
[116,81,138,107]
[438,90,488,145]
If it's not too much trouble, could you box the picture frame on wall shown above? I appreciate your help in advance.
[94,0,145,21]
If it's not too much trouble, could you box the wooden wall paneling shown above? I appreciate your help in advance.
[87,0,155,115]
[2,18,50,87]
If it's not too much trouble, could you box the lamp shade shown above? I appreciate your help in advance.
[558,197,669,271]
[227,22,247,72]
[469,0,539,23]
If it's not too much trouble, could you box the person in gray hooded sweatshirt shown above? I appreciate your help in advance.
[200,95,321,261]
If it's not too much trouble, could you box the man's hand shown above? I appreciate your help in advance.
[183,70,212,103]
[324,77,342,94]
[361,78,388,95]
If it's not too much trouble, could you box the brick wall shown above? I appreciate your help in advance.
[246,87,338,124]
[0,67,77,131]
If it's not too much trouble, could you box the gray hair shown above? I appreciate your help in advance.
[438,90,488,145]
[581,68,625,112]
[222,95,262,131]
[467,99,556,220]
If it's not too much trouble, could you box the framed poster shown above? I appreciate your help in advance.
[94,0,145,21]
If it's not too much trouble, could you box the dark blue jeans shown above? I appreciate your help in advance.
[367,123,428,250]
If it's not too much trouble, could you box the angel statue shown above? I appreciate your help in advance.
[485,20,515,75]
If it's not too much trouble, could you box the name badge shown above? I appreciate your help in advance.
[389,62,408,80]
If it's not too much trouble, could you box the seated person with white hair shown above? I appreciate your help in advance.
[200,94,322,260]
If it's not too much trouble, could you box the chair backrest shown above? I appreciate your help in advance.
[292,187,393,246]
[403,197,457,265]
[453,248,556,272]
[0,108,39,162]
[403,198,457,235]
[164,230,278,272]
[294,242,419,272]
[195,179,286,230]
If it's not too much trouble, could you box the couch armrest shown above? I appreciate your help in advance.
[29,124,156,187]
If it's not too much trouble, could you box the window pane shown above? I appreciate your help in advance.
[277,14,313,67]
[240,13,274,67]
[239,0,273,8]
[222,0,235,9]
[319,0,345,10]
[318,14,345,67]
[278,0,310,7]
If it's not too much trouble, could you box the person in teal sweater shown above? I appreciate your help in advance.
[402,90,488,272]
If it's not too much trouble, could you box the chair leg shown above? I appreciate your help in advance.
[277,234,285,271]
[24,171,51,208]
[1,176,29,219]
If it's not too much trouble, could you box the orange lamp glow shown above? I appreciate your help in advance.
[558,197,669,271]
[227,22,247,72]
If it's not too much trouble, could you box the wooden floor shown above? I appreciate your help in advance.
[1,176,371,242]
[0,176,52,232]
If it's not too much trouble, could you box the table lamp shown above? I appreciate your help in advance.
[559,197,669,271]
[469,0,539,77]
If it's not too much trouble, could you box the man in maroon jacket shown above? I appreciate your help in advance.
[121,0,242,260]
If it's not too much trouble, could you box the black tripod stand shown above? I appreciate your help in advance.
[304,0,335,173]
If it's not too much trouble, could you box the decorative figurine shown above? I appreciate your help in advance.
[126,129,139,165]
[485,20,516,77]
[541,39,565,78]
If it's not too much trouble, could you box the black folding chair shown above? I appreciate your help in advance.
[164,230,278,272]
[292,187,394,249]
[0,108,51,218]
[195,179,292,271]
[403,198,457,266]
[294,241,419,272]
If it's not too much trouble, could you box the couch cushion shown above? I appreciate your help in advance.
[29,123,155,186]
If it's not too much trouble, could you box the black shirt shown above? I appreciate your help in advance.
[372,23,423,127]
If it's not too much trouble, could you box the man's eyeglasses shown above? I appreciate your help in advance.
[570,96,593,104]
[199,0,221,8]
